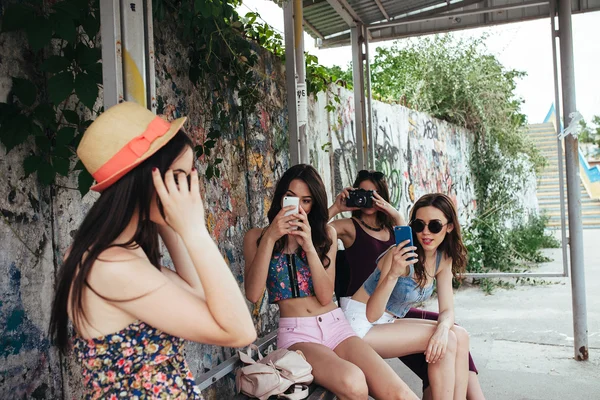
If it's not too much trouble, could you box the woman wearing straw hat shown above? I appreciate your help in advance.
[49,102,256,399]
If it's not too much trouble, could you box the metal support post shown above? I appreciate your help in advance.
[284,0,300,165]
[549,0,569,278]
[558,0,589,361]
[294,0,309,164]
[100,0,156,112]
[351,23,367,170]
[364,27,375,170]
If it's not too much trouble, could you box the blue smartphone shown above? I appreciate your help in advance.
[394,226,414,248]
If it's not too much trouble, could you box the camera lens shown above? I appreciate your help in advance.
[356,196,366,206]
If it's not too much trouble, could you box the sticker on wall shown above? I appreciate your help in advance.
[297,82,308,125]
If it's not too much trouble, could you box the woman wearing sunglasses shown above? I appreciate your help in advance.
[339,193,476,400]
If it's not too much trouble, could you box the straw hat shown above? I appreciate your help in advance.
[77,102,187,192]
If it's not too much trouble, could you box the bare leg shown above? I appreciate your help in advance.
[290,342,369,400]
[334,336,419,400]
[451,326,470,400]
[466,372,485,400]
[364,319,458,400]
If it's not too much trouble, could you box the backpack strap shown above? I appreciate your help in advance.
[277,384,310,400]
[238,344,264,365]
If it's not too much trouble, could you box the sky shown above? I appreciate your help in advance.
[238,0,600,124]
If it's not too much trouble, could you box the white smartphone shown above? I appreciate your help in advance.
[282,196,300,216]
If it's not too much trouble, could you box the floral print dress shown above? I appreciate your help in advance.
[73,320,203,399]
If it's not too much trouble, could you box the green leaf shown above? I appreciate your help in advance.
[42,56,72,73]
[35,135,51,152]
[47,71,74,105]
[12,78,37,107]
[73,159,85,171]
[215,158,223,165]
[52,145,73,158]
[55,127,76,146]
[81,14,100,39]
[52,156,70,177]
[62,110,80,125]
[34,103,57,130]
[195,145,204,157]
[50,12,76,43]
[0,113,30,152]
[206,165,214,179]
[30,122,44,137]
[76,45,101,68]
[1,4,34,32]
[37,161,56,185]
[84,62,103,85]
[52,1,81,19]
[214,166,221,178]
[74,73,99,110]
[23,154,42,177]
[25,16,53,51]
[78,169,94,196]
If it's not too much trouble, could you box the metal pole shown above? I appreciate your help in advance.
[558,0,589,361]
[99,0,124,110]
[549,0,569,278]
[294,0,309,164]
[283,1,300,165]
[351,23,367,170]
[364,25,375,170]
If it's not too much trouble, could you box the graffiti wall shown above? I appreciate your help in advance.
[308,86,479,225]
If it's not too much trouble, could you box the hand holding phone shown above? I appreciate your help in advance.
[283,196,300,230]
[394,225,414,248]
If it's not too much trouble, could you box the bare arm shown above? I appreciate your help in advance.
[425,257,455,363]
[365,241,417,322]
[244,206,297,303]
[328,187,359,220]
[434,259,455,331]
[159,225,205,299]
[243,228,275,303]
[304,226,337,305]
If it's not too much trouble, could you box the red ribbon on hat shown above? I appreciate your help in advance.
[92,116,171,183]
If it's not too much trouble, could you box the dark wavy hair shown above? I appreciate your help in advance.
[49,130,193,353]
[351,171,395,231]
[409,193,467,287]
[261,164,333,268]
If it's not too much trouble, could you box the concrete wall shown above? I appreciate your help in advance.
[0,14,537,400]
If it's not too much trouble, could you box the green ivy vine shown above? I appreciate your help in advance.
[0,0,348,192]
[0,0,101,195]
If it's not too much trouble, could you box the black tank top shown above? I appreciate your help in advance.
[344,218,395,296]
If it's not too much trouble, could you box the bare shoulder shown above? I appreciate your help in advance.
[437,252,453,274]
[330,217,354,232]
[88,247,167,300]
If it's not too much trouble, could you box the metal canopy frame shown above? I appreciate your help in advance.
[280,0,591,360]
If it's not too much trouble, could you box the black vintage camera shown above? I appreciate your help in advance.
[346,189,374,208]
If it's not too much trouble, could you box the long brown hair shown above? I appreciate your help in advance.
[49,131,192,353]
[260,164,333,267]
[351,170,395,231]
[409,193,467,287]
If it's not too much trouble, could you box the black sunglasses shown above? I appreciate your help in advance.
[358,170,384,180]
[410,219,448,234]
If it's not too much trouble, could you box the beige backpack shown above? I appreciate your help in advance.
[235,344,314,400]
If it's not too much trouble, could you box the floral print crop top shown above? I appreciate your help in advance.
[72,320,203,400]
[267,250,315,303]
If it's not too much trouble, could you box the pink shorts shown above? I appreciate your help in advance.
[277,308,357,350]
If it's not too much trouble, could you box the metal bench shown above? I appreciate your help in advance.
[197,331,336,399]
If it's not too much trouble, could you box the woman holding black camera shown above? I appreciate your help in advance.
[328,170,406,297]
